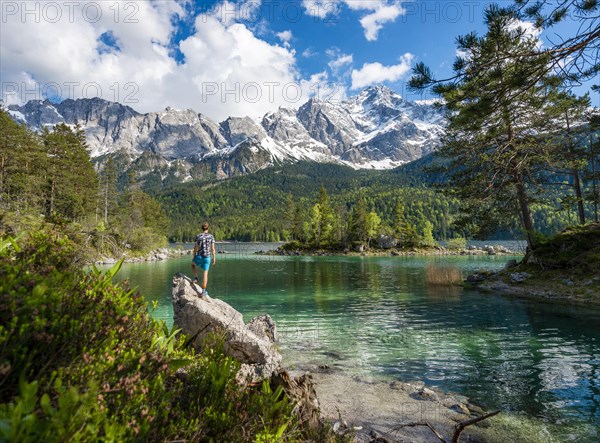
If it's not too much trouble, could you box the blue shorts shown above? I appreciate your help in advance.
[193,255,211,271]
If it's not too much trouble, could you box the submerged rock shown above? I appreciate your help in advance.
[466,273,486,283]
[171,274,282,382]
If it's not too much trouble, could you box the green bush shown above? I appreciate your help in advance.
[0,229,334,442]
[446,237,467,250]
[126,227,167,254]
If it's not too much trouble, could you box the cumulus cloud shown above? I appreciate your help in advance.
[300,71,347,103]
[326,48,353,80]
[302,0,342,19]
[210,0,263,26]
[351,53,414,89]
[508,18,543,48]
[359,4,404,41]
[302,0,405,41]
[0,0,317,121]
[302,48,318,58]
[276,30,293,45]
[329,54,353,73]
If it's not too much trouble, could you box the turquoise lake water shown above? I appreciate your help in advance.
[105,243,600,442]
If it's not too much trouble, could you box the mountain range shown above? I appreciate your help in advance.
[7,85,446,181]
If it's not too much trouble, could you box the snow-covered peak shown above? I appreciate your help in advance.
[8,86,447,177]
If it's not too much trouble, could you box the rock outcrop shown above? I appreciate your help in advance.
[171,274,323,432]
[172,274,282,383]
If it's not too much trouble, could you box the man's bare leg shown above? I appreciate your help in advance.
[192,262,198,282]
[202,270,209,291]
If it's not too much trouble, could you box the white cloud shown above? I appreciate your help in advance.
[302,0,405,41]
[300,71,348,103]
[0,1,316,121]
[329,54,353,72]
[325,48,353,88]
[455,48,472,61]
[210,0,263,26]
[302,48,318,58]
[360,4,404,41]
[351,53,414,89]
[302,0,342,19]
[344,1,380,11]
[508,18,543,48]
[326,47,353,78]
[276,30,293,45]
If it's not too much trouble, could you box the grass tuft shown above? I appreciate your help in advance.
[425,264,463,286]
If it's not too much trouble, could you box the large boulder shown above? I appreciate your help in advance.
[172,274,282,382]
[377,234,398,249]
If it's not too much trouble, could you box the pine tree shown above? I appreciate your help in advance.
[586,114,600,222]
[513,0,599,85]
[349,195,368,243]
[365,211,381,247]
[394,199,409,239]
[546,91,591,224]
[0,110,46,213]
[310,187,334,247]
[285,194,304,241]
[42,124,98,220]
[421,220,437,247]
[410,6,560,249]
[99,157,118,225]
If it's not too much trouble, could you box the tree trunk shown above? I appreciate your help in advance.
[566,113,586,224]
[516,180,536,250]
[591,132,599,223]
[0,154,5,207]
[104,179,109,224]
[50,175,56,215]
[573,170,586,224]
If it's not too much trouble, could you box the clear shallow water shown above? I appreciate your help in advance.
[104,244,600,442]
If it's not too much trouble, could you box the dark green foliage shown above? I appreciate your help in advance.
[527,223,600,274]
[0,109,169,257]
[348,194,368,243]
[0,230,337,442]
[513,0,599,83]
[310,187,335,247]
[42,124,98,219]
[408,5,600,249]
[99,157,118,224]
[155,161,464,242]
[0,111,46,212]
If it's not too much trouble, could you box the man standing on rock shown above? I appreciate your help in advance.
[192,222,216,296]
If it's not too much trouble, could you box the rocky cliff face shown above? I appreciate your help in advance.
[8,85,446,181]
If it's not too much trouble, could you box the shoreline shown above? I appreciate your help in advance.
[95,243,523,264]
[258,244,522,258]
[471,274,600,307]
[296,366,506,443]
[95,246,190,265]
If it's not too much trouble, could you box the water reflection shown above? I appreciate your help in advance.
[106,251,600,441]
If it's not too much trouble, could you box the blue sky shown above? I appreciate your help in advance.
[1,0,597,121]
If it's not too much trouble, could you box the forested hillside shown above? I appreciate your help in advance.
[0,110,168,257]
[153,159,585,243]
